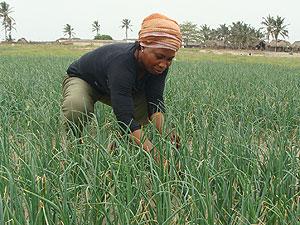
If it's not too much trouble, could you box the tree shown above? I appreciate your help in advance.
[0,1,14,40]
[200,24,212,42]
[229,21,247,49]
[121,18,132,40]
[229,21,261,49]
[216,24,230,45]
[6,16,15,41]
[261,15,274,43]
[63,24,75,39]
[261,15,289,52]
[272,16,289,52]
[180,21,201,47]
[92,20,100,36]
[94,34,113,40]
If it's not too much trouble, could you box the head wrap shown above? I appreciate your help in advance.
[138,13,182,52]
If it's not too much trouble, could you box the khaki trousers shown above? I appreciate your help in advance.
[62,75,149,136]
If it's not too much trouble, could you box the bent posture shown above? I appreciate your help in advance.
[62,13,181,161]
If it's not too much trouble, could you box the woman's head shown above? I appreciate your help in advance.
[137,13,182,75]
[138,13,182,52]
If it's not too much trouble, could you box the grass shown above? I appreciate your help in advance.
[0,44,300,224]
[1,43,300,68]
[177,48,300,68]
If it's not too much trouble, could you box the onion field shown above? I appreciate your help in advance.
[0,45,300,224]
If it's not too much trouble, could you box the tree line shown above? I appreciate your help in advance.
[63,19,132,40]
[0,1,134,41]
[0,0,290,50]
[0,2,132,41]
[180,15,289,50]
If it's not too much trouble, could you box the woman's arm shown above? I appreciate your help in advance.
[130,129,160,162]
[150,112,181,149]
[150,112,164,135]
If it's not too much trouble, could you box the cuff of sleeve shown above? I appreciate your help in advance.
[118,120,141,134]
[130,123,141,133]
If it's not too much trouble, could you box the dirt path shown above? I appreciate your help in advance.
[198,49,300,58]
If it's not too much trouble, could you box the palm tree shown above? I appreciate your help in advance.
[180,21,201,47]
[6,16,15,41]
[230,21,245,49]
[229,21,260,49]
[92,20,100,36]
[216,24,230,45]
[272,16,289,52]
[261,15,274,43]
[121,18,132,40]
[63,24,75,39]
[0,1,14,40]
[200,24,212,42]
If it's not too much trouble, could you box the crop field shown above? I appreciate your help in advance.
[0,44,300,224]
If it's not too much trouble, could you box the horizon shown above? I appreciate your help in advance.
[2,0,300,43]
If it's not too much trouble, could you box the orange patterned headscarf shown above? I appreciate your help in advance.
[138,13,182,52]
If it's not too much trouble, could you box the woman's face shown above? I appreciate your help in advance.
[140,47,176,75]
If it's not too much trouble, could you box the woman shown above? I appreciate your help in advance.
[62,13,181,162]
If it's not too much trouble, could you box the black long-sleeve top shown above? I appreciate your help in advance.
[66,42,167,132]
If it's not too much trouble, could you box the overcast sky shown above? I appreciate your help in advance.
[3,0,300,43]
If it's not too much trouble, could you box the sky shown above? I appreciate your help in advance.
[3,0,300,43]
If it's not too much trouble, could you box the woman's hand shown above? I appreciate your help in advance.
[169,130,181,149]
